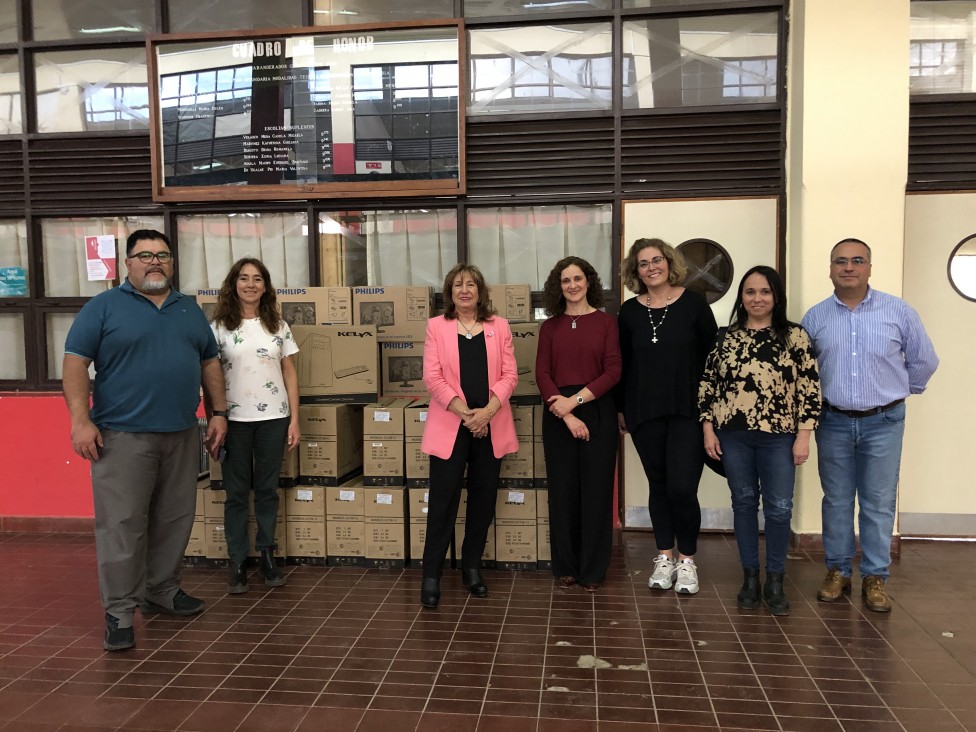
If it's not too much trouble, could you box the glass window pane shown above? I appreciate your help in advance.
[469,23,613,115]
[0,54,22,135]
[47,312,96,380]
[34,48,149,133]
[318,209,458,287]
[176,212,310,295]
[31,0,154,41]
[168,0,303,33]
[0,3,17,43]
[466,204,612,289]
[0,219,29,296]
[313,0,454,26]
[41,216,164,297]
[622,12,779,109]
[909,1,975,94]
[0,313,26,379]
[465,0,611,18]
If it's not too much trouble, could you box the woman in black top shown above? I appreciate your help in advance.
[617,238,717,595]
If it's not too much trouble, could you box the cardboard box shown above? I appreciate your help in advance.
[363,398,414,486]
[185,520,206,557]
[365,487,406,519]
[533,406,547,488]
[365,520,407,564]
[299,403,364,441]
[285,518,327,557]
[380,334,428,397]
[405,402,430,486]
[284,485,327,519]
[499,442,534,487]
[326,479,366,518]
[280,442,299,487]
[511,322,540,398]
[408,487,431,522]
[292,324,379,404]
[495,521,537,566]
[247,518,286,558]
[487,284,532,323]
[195,484,207,520]
[203,489,227,521]
[537,518,551,564]
[496,488,537,521]
[204,519,227,559]
[536,489,549,520]
[352,285,434,341]
[454,520,496,565]
[196,287,352,326]
[209,457,222,487]
[327,518,365,560]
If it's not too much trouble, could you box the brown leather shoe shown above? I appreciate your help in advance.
[557,576,577,589]
[581,582,601,593]
[817,568,851,602]
[862,576,892,613]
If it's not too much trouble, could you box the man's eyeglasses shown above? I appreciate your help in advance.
[831,256,869,267]
[638,256,666,269]
[129,251,173,264]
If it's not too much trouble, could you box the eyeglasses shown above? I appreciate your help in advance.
[637,256,666,269]
[128,251,173,264]
[831,257,869,267]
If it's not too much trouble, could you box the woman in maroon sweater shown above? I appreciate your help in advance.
[536,256,621,591]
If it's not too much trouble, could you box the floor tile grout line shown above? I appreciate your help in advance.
[471,569,521,729]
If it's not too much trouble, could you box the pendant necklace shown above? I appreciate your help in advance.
[459,318,477,340]
[568,312,585,329]
[646,291,671,344]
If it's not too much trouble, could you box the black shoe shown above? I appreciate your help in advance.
[420,577,440,608]
[764,572,791,616]
[259,548,286,588]
[141,588,205,617]
[461,568,488,598]
[227,562,249,594]
[104,613,134,651]
[736,567,761,610]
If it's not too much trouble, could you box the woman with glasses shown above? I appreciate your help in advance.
[699,266,820,615]
[617,238,717,595]
[210,258,300,593]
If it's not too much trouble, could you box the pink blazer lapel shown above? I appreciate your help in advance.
[483,322,498,382]
[444,317,461,386]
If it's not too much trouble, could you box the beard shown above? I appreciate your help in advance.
[140,274,171,293]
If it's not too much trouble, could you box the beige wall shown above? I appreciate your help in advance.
[786,0,911,535]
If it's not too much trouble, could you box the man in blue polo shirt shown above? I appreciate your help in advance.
[802,238,938,613]
[63,229,228,651]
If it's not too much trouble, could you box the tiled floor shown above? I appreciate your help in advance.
[1,532,975,732]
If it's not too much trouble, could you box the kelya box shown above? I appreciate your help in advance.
[533,405,547,488]
[210,439,297,488]
[405,401,430,486]
[380,331,428,397]
[537,489,551,568]
[511,322,540,400]
[326,478,366,564]
[365,487,407,567]
[454,520,496,568]
[352,285,434,341]
[247,518,285,558]
[363,397,414,486]
[196,287,352,326]
[292,324,379,404]
[499,406,534,488]
[495,488,537,569]
[487,284,532,323]
[298,404,364,485]
[284,485,329,559]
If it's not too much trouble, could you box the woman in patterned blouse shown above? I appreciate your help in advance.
[211,258,300,594]
[698,265,821,615]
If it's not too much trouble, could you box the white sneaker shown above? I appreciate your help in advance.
[648,554,677,590]
[675,558,700,595]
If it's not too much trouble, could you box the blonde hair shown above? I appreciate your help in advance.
[620,238,687,294]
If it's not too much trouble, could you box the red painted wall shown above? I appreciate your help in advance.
[0,393,94,518]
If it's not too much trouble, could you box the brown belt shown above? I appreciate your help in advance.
[824,399,904,419]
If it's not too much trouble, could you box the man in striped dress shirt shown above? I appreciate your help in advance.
[801,238,939,613]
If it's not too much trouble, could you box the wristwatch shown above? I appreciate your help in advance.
[212,410,229,418]
[576,394,585,405]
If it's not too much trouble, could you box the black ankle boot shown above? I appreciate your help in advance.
[764,572,790,616]
[227,561,249,594]
[736,567,760,609]
[259,548,285,587]
[461,568,488,598]
[420,577,440,608]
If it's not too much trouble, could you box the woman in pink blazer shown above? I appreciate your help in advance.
[420,263,519,608]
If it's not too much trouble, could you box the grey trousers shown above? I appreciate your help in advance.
[91,427,199,624]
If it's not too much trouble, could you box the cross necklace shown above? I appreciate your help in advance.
[645,290,672,344]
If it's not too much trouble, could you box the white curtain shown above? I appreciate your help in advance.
[365,209,458,287]
[177,212,310,294]
[0,313,25,379]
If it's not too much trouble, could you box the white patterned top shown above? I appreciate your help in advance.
[211,318,299,422]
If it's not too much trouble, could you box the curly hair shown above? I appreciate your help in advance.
[620,238,687,295]
[541,256,605,316]
[211,258,282,334]
[442,263,496,321]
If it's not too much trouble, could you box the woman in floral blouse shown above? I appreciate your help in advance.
[211,258,300,593]
[698,265,820,616]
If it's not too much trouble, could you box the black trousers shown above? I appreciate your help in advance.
[542,390,618,584]
[629,415,704,556]
[423,424,501,579]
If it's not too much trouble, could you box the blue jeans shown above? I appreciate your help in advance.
[718,429,797,574]
[816,402,906,579]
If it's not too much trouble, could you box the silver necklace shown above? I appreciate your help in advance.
[646,291,671,344]
[459,318,477,340]
[568,312,586,329]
